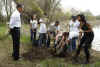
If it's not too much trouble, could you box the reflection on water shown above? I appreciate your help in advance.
[92,26,100,51]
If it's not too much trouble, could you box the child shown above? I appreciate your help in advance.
[54,32,70,57]
[54,31,62,48]
[48,21,60,48]
[38,19,47,48]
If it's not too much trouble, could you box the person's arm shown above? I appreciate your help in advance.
[68,22,70,32]
[30,20,32,28]
[56,26,60,34]
[56,36,63,49]
[30,20,35,32]
[30,23,32,29]
[9,14,15,29]
[68,25,70,32]
[44,23,47,33]
[79,22,83,40]
[9,14,15,34]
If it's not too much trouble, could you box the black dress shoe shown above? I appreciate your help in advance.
[13,57,20,61]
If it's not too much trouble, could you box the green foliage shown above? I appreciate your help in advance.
[15,0,62,23]
[50,9,66,21]
[65,11,72,20]
[42,0,61,22]
[15,0,44,23]
[15,0,44,16]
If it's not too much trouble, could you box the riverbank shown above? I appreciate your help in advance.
[0,24,100,67]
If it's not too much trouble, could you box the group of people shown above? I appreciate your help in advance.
[9,4,94,64]
[30,15,60,48]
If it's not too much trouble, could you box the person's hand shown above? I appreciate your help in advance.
[79,29,84,33]
[32,29,34,32]
[8,29,11,34]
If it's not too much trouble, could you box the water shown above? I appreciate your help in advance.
[92,26,100,51]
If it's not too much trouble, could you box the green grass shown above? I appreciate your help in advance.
[0,24,7,36]
[0,24,30,44]
[39,58,100,67]
[21,34,30,43]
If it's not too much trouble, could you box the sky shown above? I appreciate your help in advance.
[61,0,100,16]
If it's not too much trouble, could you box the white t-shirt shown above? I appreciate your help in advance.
[69,20,80,32]
[30,20,38,29]
[69,20,80,39]
[9,10,21,29]
[39,23,47,33]
[56,25,60,31]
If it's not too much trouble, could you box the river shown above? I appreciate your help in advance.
[92,26,100,51]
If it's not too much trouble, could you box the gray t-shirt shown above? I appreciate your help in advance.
[48,24,60,33]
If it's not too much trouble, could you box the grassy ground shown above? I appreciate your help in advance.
[0,24,100,67]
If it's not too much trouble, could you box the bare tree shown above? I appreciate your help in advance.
[1,0,13,21]
[36,0,61,22]
[14,0,62,24]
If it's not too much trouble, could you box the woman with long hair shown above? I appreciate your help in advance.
[73,14,94,64]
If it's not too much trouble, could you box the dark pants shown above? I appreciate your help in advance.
[30,29,37,41]
[10,27,20,60]
[75,32,94,62]
[38,33,47,47]
[30,29,37,45]
[46,35,50,48]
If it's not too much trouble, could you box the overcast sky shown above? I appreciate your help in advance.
[61,0,100,16]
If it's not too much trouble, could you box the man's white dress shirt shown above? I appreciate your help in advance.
[9,10,21,29]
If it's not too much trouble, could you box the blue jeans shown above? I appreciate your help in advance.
[72,38,76,50]
[30,29,37,41]
[69,37,78,51]
[38,33,47,47]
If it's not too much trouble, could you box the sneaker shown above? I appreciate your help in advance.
[13,56,23,61]
[83,60,89,64]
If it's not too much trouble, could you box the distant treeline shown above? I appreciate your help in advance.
[0,0,100,24]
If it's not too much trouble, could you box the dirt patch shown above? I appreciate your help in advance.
[22,47,100,64]
[22,47,53,62]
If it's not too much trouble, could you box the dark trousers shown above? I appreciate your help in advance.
[46,35,50,48]
[10,27,20,60]
[30,29,37,41]
[39,33,47,47]
[75,32,94,62]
